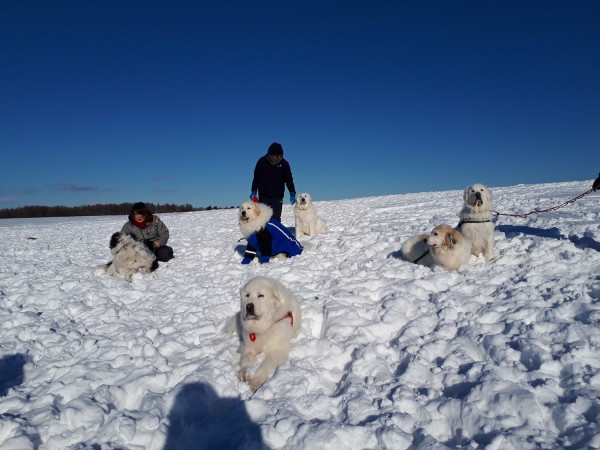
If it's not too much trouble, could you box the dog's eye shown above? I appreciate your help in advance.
[245,293,250,298]
[258,294,264,298]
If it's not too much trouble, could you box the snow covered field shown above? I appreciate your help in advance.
[1,180,599,450]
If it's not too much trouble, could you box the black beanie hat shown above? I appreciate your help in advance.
[131,202,148,213]
[267,142,284,156]
[129,202,152,222]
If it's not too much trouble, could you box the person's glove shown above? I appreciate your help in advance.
[259,255,270,264]
[250,191,259,202]
[593,173,600,191]
[241,257,252,264]
[290,192,296,205]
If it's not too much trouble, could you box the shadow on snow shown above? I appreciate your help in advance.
[163,382,267,450]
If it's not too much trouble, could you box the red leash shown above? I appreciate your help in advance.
[492,188,595,219]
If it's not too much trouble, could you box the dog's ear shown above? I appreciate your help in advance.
[445,230,457,248]
[464,187,470,202]
[109,232,121,249]
[485,188,492,202]
[270,283,285,306]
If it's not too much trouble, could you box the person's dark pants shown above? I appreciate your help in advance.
[260,196,283,223]
[144,240,174,262]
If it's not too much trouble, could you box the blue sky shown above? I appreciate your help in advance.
[1,1,598,208]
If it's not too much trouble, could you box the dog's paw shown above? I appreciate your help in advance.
[248,378,263,393]
[238,369,250,383]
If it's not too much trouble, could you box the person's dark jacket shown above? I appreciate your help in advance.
[251,156,296,199]
[593,173,600,191]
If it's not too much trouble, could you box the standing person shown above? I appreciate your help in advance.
[121,202,174,262]
[250,142,296,223]
[593,172,600,191]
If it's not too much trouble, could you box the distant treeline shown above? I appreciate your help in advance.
[0,202,238,219]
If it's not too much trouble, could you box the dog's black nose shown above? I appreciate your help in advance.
[241,211,246,217]
[246,303,255,315]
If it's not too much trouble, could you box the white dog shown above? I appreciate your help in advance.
[401,224,471,271]
[400,232,435,267]
[457,183,495,261]
[236,276,301,392]
[99,232,158,282]
[426,224,471,271]
[294,193,326,238]
[238,201,303,264]
[238,201,271,240]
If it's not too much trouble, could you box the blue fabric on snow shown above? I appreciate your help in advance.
[243,218,303,262]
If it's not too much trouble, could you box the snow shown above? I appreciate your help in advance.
[1,180,599,450]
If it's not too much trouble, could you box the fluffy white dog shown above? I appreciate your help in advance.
[425,224,471,271]
[457,183,495,261]
[236,276,301,392]
[99,232,158,282]
[294,192,326,238]
[401,225,471,271]
[238,201,303,264]
[400,232,434,267]
[238,201,271,240]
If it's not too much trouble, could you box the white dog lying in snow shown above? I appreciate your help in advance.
[226,276,302,392]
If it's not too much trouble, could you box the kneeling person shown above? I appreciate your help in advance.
[121,202,174,262]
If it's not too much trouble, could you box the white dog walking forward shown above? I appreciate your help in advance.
[237,276,301,392]
[457,183,495,261]
[294,192,326,238]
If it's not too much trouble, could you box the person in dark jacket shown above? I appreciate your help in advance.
[593,173,600,191]
[121,202,174,262]
[250,142,296,223]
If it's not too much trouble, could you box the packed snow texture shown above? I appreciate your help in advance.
[1,180,599,449]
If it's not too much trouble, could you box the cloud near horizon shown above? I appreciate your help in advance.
[50,183,118,192]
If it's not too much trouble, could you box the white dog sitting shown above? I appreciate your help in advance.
[294,192,326,238]
[457,183,495,261]
[236,276,301,393]
[99,232,158,282]
[238,201,303,264]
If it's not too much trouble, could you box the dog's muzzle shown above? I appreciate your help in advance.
[245,303,259,320]
[474,192,483,206]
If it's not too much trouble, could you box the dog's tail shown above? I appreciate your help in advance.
[400,233,430,263]
[97,261,112,271]
[212,312,241,343]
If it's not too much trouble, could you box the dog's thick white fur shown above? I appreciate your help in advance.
[401,225,471,271]
[426,224,471,271]
[457,183,495,261]
[294,193,326,238]
[237,276,301,392]
[99,232,158,282]
[400,232,435,267]
[238,201,272,238]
